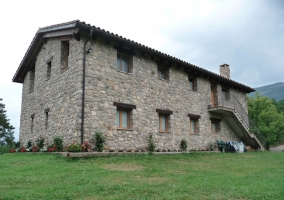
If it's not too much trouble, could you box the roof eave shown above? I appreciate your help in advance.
[13,20,255,93]
[12,22,78,83]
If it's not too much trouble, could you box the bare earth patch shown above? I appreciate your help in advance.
[101,163,145,171]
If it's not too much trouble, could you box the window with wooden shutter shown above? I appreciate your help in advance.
[113,102,136,130]
[46,56,53,80]
[156,109,173,132]
[188,75,197,91]
[61,41,69,70]
[158,66,169,80]
[222,87,230,100]
[188,114,200,134]
[117,53,131,73]
[210,117,221,133]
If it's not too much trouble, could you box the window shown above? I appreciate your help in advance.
[159,114,168,132]
[29,68,35,92]
[44,108,50,130]
[156,109,173,132]
[31,113,35,134]
[117,53,129,73]
[210,117,221,133]
[188,114,200,134]
[158,66,169,80]
[222,87,230,100]
[47,62,51,79]
[188,75,197,91]
[61,41,69,70]
[46,56,53,80]
[115,47,133,73]
[113,102,136,130]
[116,109,130,129]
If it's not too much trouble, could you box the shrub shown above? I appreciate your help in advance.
[66,141,82,152]
[36,137,45,149]
[208,142,214,151]
[0,145,11,154]
[19,147,27,152]
[14,141,20,149]
[94,131,106,152]
[181,139,187,152]
[47,144,57,152]
[54,136,63,152]
[9,148,16,153]
[148,133,155,153]
[81,141,91,152]
[32,146,40,152]
[26,140,32,149]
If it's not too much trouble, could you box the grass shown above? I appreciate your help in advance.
[0,152,284,200]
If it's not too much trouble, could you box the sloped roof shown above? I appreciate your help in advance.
[12,20,255,93]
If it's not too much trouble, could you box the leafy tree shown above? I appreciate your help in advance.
[248,93,284,145]
[0,98,15,145]
[272,98,284,114]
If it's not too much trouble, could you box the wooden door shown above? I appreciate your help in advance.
[211,84,218,107]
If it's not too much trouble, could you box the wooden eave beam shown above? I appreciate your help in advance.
[42,28,79,39]
[106,39,111,45]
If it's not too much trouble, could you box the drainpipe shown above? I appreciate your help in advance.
[81,29,93,144]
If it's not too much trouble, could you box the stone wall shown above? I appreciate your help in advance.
[83,38,243,151]
[19,37,83,145]
[19,35,247,151]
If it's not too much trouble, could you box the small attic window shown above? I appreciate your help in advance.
[29,65,35,92]
[61,41,69,70]
[46,56,53,80]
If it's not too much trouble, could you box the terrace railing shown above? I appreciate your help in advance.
[216,93,249,128]
[214,92,265,147]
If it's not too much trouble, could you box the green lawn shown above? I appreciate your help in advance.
[0,152,283,200]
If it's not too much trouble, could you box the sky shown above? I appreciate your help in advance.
[0,0,283,141]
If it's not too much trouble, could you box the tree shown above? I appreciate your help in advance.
[0,98,15,145]
[248,93,284,146]
[272,98,284,114]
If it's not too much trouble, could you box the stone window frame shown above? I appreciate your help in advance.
[113,102,136,130]
[188,75,198,92]
[210,117,221,133]
[46,56,53,80]
[156,109,173,132]
[188,114,200,134]
[44,108,50,130]
[60,38,70,71]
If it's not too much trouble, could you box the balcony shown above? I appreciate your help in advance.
[208,92,263,150]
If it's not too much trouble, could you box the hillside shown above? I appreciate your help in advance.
[249,82,284,101]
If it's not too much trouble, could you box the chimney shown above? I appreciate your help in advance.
[220,63,230,79]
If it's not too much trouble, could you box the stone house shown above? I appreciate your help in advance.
[13,20,263,151]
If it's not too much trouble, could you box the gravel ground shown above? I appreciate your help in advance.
[270,144,284,152]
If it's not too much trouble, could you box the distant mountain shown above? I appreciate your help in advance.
[249,82,284,101]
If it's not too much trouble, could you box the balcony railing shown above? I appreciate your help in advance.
[213,92,249,128]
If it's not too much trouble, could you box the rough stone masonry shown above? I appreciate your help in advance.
[16,21,252,152]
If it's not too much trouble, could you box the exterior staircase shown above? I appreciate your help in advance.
[208,93,264,151]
